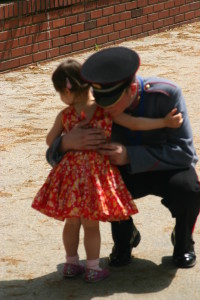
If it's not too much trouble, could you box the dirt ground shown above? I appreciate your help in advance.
[0,22,200,300]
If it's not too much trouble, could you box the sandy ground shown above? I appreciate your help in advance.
[0,22,200,300]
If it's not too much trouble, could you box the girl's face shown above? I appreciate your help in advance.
[59,89,74,105]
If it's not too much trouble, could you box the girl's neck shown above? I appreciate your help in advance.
[73,90,96,115]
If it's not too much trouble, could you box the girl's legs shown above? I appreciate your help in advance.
[81,217,109,282]
[81,218,100,268]
[63,217,81,265]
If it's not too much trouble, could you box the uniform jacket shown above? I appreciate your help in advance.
[111,76,198,174]
[46,76,198,174]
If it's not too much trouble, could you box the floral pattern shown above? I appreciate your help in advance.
[32,106,138,221]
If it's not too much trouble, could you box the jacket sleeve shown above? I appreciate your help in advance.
[126,85,198,174]
[46,136,64,167]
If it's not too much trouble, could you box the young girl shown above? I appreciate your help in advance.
[32,59,182,283]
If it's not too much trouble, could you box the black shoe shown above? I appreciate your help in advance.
[109,229,141,267]
[173,251,196,268]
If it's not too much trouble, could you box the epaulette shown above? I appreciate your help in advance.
[143,79,178,98]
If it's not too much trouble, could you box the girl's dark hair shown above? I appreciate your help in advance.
[52,59,89,93]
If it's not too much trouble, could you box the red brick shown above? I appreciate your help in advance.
[97,16,109,26]
[52,36,65,47]
[174,0,185,5]
[72,41,84,52]
[126,19,137,28]
[0,6,4,21]
[39,41,52,51]
[114,21,126,31]
[163,17,174,26]
[131,8,143,18]
[148,13,159,22]
[143,23,154,32]
[132,25,142,35]
[185,11,195,20]
[78,31,90,40]
[137,16,148,25]
[65,34,78,44]
[175,14,185,23]
[109,14,120,24]
[0,39,18,51]
[85,20,97,30]
[126,2,137,10]
[194,9,200,17]
[0,30,12,41]
[180,4,190,13]
[85,1,97,11]
[20,55,33,66]
[120,11,132,21]
[97,35,108,45]
[115,3,126,13]
[25,44,39,54]
[159,10,170,19]
[143,6,154,15]
[90,28,102,38]
[0,58,20,72]
[84,38,96,48]
[165,1,175,9]
[47,48,60,59]
[71,4,85,15]
[78,12,91,23]
[60,27,71,36]
[170,7,180,16]
[26,24,40,35]
[103,25,114,34]
[91,9,103,19]
[18,35,33,47]
[11,47,25,58]
[66,15,78,25]
[190,2,200,10]
[60,44,72,55]
[4,19,19,30]
[39,21,52,32]
[72,23,84,33]
[148,0,159,4]
[33,51,47,62]
[103,6,114,16]
[154,19,164,29]
[137,0,148,8]
[0,50,10,61]
[34,32,47,42]
[119,28,132,38]
[109,31,120,41]
[53,18,66,29]
[154,3,165,12]
[18,16,33,28]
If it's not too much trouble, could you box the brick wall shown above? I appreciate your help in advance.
[0,0,200,72]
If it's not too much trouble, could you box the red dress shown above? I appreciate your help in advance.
[32,106,138,221]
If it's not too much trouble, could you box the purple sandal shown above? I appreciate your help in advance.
[63,263,85,278]
[84,268,110,283]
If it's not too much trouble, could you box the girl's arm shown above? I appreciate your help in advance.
[46,111,64,146]
[113,108,183,131]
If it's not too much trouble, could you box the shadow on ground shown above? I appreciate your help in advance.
[0,256,177,300]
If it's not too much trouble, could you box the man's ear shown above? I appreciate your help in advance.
[130,82,137,95]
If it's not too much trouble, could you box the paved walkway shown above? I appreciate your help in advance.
[0,22,200,300]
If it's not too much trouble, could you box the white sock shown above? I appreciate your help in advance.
[66,254,79,265]
[86,258,102,271]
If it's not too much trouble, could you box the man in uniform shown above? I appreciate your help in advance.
[47,47,200,268]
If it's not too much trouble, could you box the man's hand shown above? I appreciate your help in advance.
[61,120,106,152]
[98,143,130,165]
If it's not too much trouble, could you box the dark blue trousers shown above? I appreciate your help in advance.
[111,166,200,255]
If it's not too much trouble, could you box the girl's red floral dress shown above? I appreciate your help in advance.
[32,106,138,221]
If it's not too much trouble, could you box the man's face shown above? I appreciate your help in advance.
[104,83,136,117]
